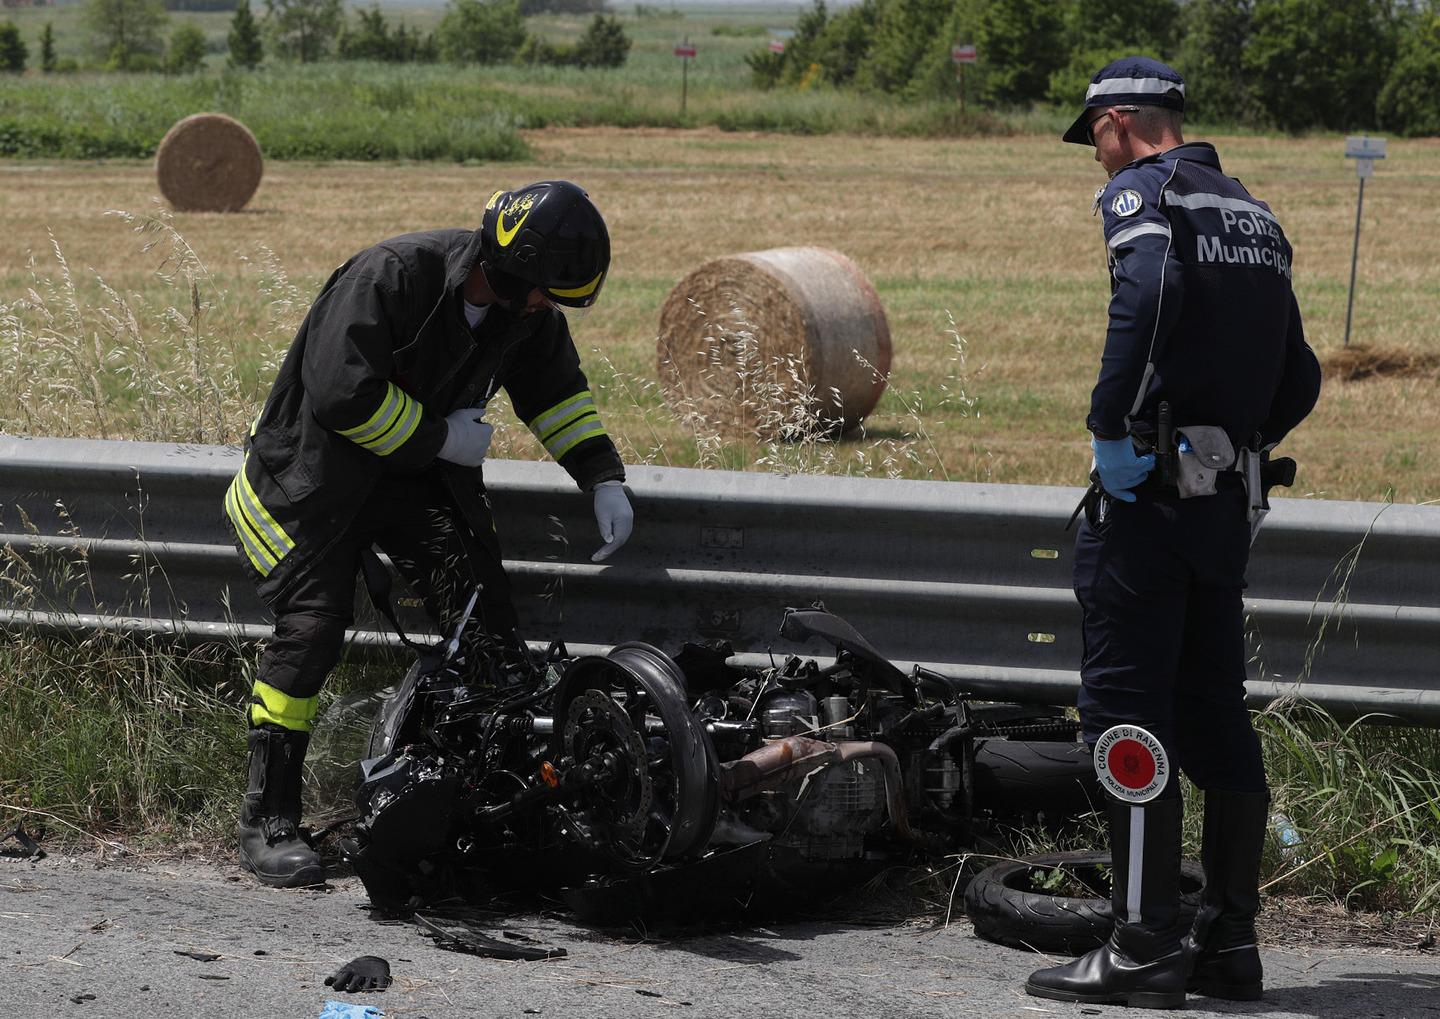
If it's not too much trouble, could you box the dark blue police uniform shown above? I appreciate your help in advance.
[1025,57,1321,1011]
[1076,140,1321,793]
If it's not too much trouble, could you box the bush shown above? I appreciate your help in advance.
[1175,0,1255,123]
[228,0,263,68]
[745,47,784,89]
[571,13,629,68]
[749,0,877,91]
[976,0,1066,104]
[858,0,957,95]
[440,0,525,64]
[1377,14,1440,137]
[263,0,343,64]
[40,21,56,72]
[1243,0,1394,131]
[1062,0,1179,55]
[0,22,25,73]
[84,0,169,69]
[165,21,208,72]
[338,6,437,62]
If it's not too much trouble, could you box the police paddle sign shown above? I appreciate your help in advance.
[1094,724,1169,802]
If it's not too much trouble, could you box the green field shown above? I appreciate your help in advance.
[0,2,1087,157]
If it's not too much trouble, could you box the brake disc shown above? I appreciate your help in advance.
[562,689,653,845]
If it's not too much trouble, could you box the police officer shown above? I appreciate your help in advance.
[1025,59,1321,1008]
[224,181,635,887]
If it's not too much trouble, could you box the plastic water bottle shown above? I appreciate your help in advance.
[1270,812,1303,859]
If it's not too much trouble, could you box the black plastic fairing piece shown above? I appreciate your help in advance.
[778,606,912,697]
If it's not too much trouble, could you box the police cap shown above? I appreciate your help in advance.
[1062,56,1186,146]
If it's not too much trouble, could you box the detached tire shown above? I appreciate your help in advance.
[964,851,1205,955]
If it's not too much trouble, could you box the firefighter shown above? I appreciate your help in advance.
[1024,58,1321,1008]
[224,181,633,887]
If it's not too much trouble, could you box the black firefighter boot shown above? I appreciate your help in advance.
[1184,789,1270,1000]
[238,724,326,888]
[1026,795,1188,1009]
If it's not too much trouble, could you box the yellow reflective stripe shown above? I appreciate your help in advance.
[236,459,295,562]
[528,392,594,438]
[547,271,603,300]
[337,383,424,456]
[226,476,277,575]
[369,390,421,456]
[547,417,606,459]
[249,680,319,732]
[535,405,598,447]
[337,383,404,448]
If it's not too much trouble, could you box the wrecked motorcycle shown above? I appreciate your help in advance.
[346,592,1097,920]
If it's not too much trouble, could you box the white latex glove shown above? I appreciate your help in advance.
[437,407,493,467]
[591,480,633,562]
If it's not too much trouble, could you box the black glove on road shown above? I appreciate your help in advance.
[325,955,392,993]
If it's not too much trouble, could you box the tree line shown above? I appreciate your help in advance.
[749,0,1440,136]
[0,0,629,75]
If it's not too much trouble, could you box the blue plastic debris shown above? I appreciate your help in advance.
[318,1002,384,1019]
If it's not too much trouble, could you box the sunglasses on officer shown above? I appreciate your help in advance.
[1085,105,1142,146]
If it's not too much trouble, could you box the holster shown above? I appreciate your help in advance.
[1174,426,1236,499]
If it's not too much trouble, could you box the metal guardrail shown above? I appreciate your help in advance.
[1,436,1438,722]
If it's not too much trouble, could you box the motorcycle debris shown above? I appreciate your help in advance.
[412,912,566,961]
[1,824,45,862]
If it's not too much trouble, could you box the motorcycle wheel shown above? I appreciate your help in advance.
[556,642,720,868]
[963,850,1204,955]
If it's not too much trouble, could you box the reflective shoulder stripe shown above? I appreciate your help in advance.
[224,457,296,577]
[337,382,426,456]
[1162,189,1278,224]
[1107,222,1171,250]
[547,417,607,460]
[249,679,320,732]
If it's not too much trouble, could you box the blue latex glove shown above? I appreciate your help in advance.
[1091,436,1155,503]
[318,1002,384,1019]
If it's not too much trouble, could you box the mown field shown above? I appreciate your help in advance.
[2,129,1437,503]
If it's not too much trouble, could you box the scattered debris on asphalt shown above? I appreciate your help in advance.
[412,912,566,961]
[0,824,45,862]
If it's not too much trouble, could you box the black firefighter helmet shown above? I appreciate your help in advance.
[479,180,610,309]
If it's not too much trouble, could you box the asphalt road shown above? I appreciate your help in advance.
[3,856,1438,1019]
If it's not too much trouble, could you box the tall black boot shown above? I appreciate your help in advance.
[1026,795,1188,1009]
[238,724,325,888]
[1184,789,1269,1000]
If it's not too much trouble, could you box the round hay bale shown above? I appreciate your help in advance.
[657,247,891,438]
[155,113,263,213]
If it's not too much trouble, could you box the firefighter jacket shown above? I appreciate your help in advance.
[225,227,625,601]
[1089,142,1321,451]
